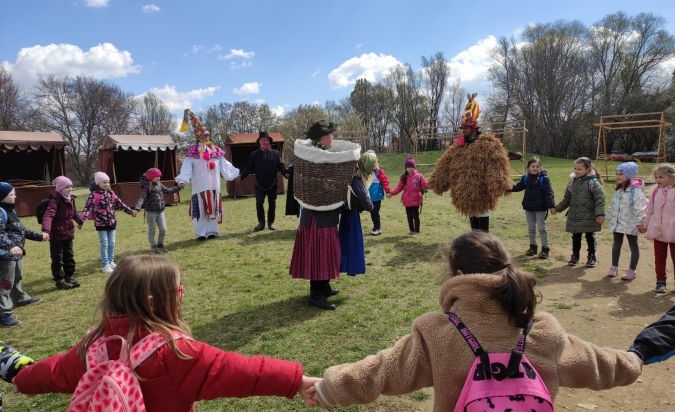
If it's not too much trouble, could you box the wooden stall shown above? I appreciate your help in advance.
[98,135,180,207]
[224,133,285,197]
[0,131,68,216]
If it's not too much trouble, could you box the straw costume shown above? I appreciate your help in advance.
[428,94,511,231]
[175,109,239,240]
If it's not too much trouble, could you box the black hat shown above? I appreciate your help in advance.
[305,120,337,141]
[257,131,273,144]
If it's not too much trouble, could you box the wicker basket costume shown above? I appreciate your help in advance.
[293,139,361,211]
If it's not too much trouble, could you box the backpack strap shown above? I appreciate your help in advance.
[447,312,531,379]
[129,330,192,369]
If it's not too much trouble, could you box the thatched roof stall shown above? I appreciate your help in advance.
[0,131,68,216]
[98,135,180,207]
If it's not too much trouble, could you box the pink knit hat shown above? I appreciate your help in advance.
[145,168,162,181]
[52,176,73,192]
[94,172,110,185]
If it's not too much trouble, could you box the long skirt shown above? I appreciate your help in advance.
[339,209,366,276]
[289,218,340,280]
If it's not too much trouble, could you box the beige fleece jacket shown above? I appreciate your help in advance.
[315,274,641,410]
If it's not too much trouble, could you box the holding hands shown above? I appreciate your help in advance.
[596,215,605,224]
[549,208,557,215]
[298,376,322,407]
[41,232,49,241]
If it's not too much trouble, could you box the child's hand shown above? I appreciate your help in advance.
[9,246,22,256]
[298,375,322,407]
[596,216,605,224]
[77,224,83,230]
[549,208,557,215]
[131,210,139,218]
[41,233,49,241]
[386,193,392,199]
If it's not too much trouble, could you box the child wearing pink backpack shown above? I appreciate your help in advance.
[12,255,321,411]
[309,231,643,410]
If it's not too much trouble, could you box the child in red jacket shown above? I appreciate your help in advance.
[364,151,391,236]
[12,255,321,410]
[388,157,428,236]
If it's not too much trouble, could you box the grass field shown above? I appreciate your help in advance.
[1,151,657,411]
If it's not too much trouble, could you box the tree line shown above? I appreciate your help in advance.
[1,12,674,185]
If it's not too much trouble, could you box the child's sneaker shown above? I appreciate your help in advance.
[568,254,579,266]
[538,247,549,259]
[370,229,381,236]
[109,262,117,269]
[151,246,163,254]
[655,281,667,293]
[0,315,21,327]
[585,255,598,268]
[156,243,169,253]
[411,232,420,237]
[526,244,537,256]
[621,269,637,280]
[65,276,80,288]
[408,231,415,236]
[102,264,113,274]
[607,266,619,277]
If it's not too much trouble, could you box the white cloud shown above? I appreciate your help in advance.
[269,106,285,117]
[191,45,204,54]
[312,69,320,77]
[208,45,222,52]
[328,53,402,89]
[83,0,109,7]
[448,35,498,83]
[229,61,252,69]
[219,49,255,60]
[141,4,160,13]
[3,43,140,88]
[233,81,261,95]
[146,85,219,112]
[356,44,363,49]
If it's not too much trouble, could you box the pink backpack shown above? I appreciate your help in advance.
[68,331,192,412]
[448,312,554,412]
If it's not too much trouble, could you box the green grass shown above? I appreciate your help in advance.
[2,151,631,411]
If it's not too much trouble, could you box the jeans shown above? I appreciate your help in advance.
[97,229,116,266]
[526,211,548,247]
[50,239,75,280]
[146,211,167,247]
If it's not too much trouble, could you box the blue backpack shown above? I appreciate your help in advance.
[522,174,544,186]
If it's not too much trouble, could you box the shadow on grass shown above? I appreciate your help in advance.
[190,295,323,352]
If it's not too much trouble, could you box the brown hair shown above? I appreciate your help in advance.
[575,157,604,185]
[79,255,193,363]
[442,231,538,328]
[527,156,541,169]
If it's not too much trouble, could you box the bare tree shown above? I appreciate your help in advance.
[421,52,449,149]
[0,68,29,131]
[32,75,134,185]
[131,92,176,135]
[382,63,428,153]
[442,78,466,131]
[274,104,327,160]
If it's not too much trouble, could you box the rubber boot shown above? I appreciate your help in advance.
[309,290,335,310]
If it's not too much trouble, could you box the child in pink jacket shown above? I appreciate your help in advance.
[638,163,675,293]
[388,157,428,236]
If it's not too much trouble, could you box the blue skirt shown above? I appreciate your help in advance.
[339,209,366,276]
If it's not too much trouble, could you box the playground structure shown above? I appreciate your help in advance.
[333,130,367,151]
[594,112,672,180]
[413,120,528,176]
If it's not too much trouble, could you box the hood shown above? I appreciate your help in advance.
[630,178,645,190]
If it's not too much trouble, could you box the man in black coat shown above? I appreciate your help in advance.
[239,132,286,230]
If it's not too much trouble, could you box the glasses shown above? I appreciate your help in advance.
[178,284,184,300]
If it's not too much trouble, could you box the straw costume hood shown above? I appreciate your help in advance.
[428,94,512,217]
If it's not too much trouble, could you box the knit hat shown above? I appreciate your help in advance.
[94,172,110,185]
[0,182,13,202]
[145,168,162,181]
[405,157,416,169]
[617,162,638,179]
[52,176,73,193]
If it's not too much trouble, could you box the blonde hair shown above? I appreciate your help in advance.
[575,157,604,185]
[441,231,538,328]
[653,163,675,183]
[79,255,192,363]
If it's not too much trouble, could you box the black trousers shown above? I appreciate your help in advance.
[50,239,75,281]
[370,200,382,230]
[469,216,489,232]
[255,185,278,223]
[405,206,420,233]
[572,232,596,256]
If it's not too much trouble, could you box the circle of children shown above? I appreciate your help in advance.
[2,110,675,410]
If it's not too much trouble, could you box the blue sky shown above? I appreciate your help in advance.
[2,0,674,119]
